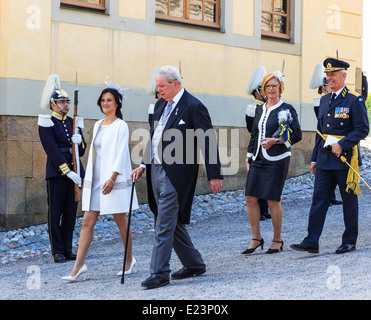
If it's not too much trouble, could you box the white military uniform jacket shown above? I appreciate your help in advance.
[82,118,139,214]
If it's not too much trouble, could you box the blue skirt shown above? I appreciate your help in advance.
[245,150,290,201]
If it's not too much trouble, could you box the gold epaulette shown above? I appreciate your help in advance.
[348,90,361,97]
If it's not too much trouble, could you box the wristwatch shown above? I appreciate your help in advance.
[275,138,280,144]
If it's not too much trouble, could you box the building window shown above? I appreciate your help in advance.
[261,0,291,40]
[155,0,221,29]
[60,0,106,11]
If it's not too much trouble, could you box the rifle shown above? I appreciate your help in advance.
[72,71,82,202]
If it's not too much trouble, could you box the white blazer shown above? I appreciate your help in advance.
[82,118,139,214]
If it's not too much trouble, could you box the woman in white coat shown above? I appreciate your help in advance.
[62,85,139,282]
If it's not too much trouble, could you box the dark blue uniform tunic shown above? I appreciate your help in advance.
[38,112,86,256]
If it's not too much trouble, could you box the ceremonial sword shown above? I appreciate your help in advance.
[316,129,371,191]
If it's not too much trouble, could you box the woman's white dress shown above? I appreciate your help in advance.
[89,124,105,211]
[82,119,139,215]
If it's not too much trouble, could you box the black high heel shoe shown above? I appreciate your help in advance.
[241,238,264,254]
[266,240,284,254]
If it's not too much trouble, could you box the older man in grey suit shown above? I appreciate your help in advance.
[132,66,223,289]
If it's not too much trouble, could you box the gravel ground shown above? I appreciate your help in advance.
[2,140,371,304]
[1,181,371,301]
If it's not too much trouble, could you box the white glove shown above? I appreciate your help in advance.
[72,134,82,144]
[66,171,82,186]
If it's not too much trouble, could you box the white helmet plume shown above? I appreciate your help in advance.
[40,74,62,111]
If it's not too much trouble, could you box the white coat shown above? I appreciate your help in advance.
[82,118,139,214]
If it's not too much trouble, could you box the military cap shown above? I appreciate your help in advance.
[323,58,350,73]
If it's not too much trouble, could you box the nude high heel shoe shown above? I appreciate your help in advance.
[117,257,137,276]
[62,264,87,283]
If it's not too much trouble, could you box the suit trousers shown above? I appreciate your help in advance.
[46,177,78,255]
[150,163,205,280]
[303,168,358,246]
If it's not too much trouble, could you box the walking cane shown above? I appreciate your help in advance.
[121,173,136,284]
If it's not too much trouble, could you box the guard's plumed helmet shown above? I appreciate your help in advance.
[309,63,326,90]
[147,66,162,97]
[40,74,70,110]
[246,66,267,96]
[51,89,70,102]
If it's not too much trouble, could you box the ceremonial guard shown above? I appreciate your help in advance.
[291,58,369,254]
[245,66,270,220]
[147,66,162,124]
[245,66,267,132]
[38,75,86,263]
[309,63,330,118]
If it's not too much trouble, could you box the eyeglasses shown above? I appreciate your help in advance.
[56,100,71,105]
[265,84,280,89]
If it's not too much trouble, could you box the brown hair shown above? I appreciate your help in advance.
[97,88,123,119]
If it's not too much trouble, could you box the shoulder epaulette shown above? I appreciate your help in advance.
[348,90,361,97]
[246,104,256,117]
[148,104,155,115]
[38,114,54,127]
[63,115,84,128]
[76,116,84,129]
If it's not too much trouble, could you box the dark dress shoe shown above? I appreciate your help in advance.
[335,244,356,254]
[64,252,77,260]
[290,242,319,253]
[53,253,67,263]
[330,199,343,205]
[141,275,170,289]
[261,211,271,219]
[171,266,206,280]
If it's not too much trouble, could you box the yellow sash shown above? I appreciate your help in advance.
[323,134,361,195]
